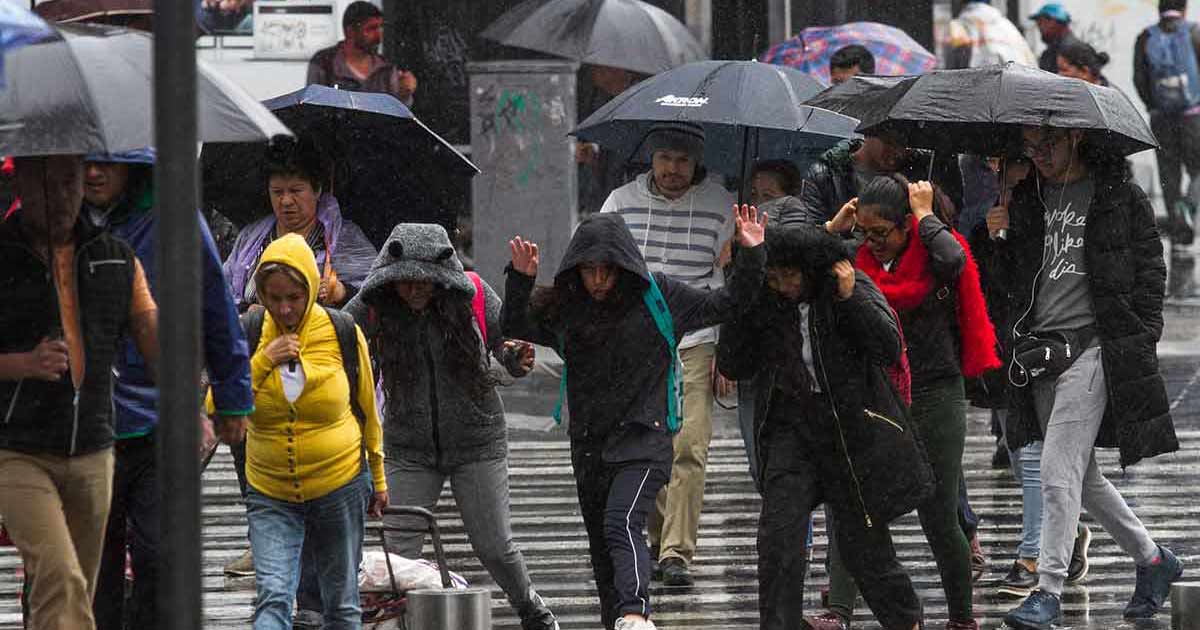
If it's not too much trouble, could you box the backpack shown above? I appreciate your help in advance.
[553,273,684,434]
[1146,22,1200,114]
[241,306,367,425]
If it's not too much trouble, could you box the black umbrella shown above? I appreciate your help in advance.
[805,63,1157,157]
[201,85,478,248]
[572,60,859,200]
[481,0,707,76]
[0,22,289,156]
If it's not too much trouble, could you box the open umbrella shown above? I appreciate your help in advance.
[0,22,290,156]
[572,60,858,200]
[761,21,937,85]
[0,3,56,86]
[481,0,706,76]
[805,63,1157,157]
[201,85,478,248]
[33,0,152,27]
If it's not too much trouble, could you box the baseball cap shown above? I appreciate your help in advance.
[1029,3,1071,24]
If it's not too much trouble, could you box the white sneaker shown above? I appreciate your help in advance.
[614,617,658,630]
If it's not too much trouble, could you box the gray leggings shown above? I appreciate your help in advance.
[383,457,536,610]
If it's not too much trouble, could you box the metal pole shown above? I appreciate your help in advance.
[154,0,202,626]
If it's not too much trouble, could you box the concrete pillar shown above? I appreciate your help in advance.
[468,60,580,290]
[767,0,791,47]
[685,0,713,54]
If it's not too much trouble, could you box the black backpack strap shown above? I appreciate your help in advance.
[323,306,366,427]
[239,308,266,358]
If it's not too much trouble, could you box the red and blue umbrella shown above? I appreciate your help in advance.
[761,21,937,85]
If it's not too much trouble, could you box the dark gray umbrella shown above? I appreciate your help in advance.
[806,62,1157,156]
[0,23,289,156]
[572,60,858,198]
[481,0,706,76]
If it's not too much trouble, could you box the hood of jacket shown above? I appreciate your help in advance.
[358,223,473,306]
[257,233,320,334]
[763,224,849,298]
[555,213,651,288]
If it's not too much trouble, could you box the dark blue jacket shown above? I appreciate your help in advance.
[94,191,253,437]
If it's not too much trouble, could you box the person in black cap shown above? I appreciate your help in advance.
[1029,3,1079,73]
[599,121,737,588]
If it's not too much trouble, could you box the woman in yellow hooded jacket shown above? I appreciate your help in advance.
[217,233,387,630]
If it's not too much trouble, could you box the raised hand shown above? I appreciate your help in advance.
[828,197,858,234]
[733,204,768,248]
[831,260,856,301]
[509,236,540,278]
[908,181,935,221]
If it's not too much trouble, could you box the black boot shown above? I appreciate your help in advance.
[518,587,560,630]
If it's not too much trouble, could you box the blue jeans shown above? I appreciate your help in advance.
[246,470,369,630]
[998,409,1044,559]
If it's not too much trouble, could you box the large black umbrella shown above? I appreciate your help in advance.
[572,60,859,199]
[201,85,478,248]
[481,0,707,76]
[0,22,288,156]
[805,62,1157,156]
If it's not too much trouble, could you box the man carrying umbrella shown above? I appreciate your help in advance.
[81,149,253,630]
[985,126,1184,629]
[600,121,735,588]
[0,154,159,630]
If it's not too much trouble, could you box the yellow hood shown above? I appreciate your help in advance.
[256,233,320,333]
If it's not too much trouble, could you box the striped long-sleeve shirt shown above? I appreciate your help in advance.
[600,172,736,348]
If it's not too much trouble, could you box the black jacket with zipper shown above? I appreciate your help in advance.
[0,217,137,456]
[503,213,765,468]
[718,226,933,526]
[975,165,1176,467]
[892,215,968,385]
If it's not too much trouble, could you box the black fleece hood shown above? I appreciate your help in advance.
[555,213,651,289]
[764,224,848,296]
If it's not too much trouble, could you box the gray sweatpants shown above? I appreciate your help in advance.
[1034,346,1159,594]
[383,456,536,610]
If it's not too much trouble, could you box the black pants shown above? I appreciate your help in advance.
[570,442,669,630]
[758,422,922,630]
[94,435,159,630]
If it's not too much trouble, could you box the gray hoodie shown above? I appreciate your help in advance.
[345,224,523,468]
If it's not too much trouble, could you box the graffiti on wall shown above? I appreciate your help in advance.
[475,85,551,189]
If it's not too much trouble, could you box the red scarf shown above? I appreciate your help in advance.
[855,215,1001,379]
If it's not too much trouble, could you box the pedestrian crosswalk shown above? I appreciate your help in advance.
[0,420,1195,629]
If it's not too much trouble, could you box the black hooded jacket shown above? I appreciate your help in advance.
[503,214,766,467]
[718,226,934,526]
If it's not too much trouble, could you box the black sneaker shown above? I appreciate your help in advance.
[1124,545,1184,619]
[518,587,560,630]
[1065,523,1091,585]
[997,560,1038,598]
[660,557,694,587]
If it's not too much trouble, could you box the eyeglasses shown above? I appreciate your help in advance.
[853,225,897,244]
[1022,132,1067,159]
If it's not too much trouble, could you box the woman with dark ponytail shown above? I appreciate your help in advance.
[1057,39,1112,86]
[816,174,1001,630]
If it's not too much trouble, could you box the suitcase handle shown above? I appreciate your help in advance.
[379,506,454,590]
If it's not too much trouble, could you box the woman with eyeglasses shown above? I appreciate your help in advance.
[818,174,1001,630]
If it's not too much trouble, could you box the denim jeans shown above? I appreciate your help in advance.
[246,469,369,630]
[998,409,1044,559]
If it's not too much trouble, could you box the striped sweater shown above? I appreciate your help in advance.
[600,172,736,348]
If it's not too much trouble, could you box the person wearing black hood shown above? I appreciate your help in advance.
[502,207,767,630]
[717,224,928,630]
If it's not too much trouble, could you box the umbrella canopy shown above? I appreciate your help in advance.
[0,3,56,86]
[572,60,858,184]
[201,85,478,248]
[761,21,937,85]
[0,23,290,157]
[806,63,1157,157]
[481,0,707,76]
[33,0,152,27]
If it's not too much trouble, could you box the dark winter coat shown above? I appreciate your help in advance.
[717,226,933,526]
[345,224,524,468]
[794,139,965,229]
[0,217,138,455]
[977,166,1176,467]
[502,213,766,468]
